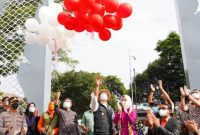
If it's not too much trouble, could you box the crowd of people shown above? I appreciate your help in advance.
[0,78,199,135]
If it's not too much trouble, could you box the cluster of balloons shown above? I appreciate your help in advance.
[24,2,76,52]
[57,0,132,41]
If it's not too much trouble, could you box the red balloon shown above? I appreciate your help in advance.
[86,25,94,32]
[104,0,119,13]
[64,0,80,11]
[98,28,111,41]
[117,3,132,18]
[95,0,105,4]
[74,11,90,25]
[75,23,85,32]
[64,16,78,30]
[112,15,122,30]
[103,14,117,28]
[57,12,71,25]
[89,14,104,31]
[79,0,95,9]
[90,3,105,16]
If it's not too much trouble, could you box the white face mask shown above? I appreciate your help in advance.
[63,101,72,108]
[29,107,35,113]
[192,93,200,99]
[159,109,168,117]
[100,93,108,101]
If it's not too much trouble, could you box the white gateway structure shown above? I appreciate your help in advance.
[175,0,200,89]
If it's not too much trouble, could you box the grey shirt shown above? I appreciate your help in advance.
[55,106,80,135]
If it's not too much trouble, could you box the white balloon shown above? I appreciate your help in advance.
[63,30,76,38]
[48,13,59,28]
[25,18,39,32]
[50,28,63,40]
[38,23,50,37]
[37,35,50,45]
[56,38,67,49]
[39,6,51,22]
[49,3,63,15]
[24,33,37,44]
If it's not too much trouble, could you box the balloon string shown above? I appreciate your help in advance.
[90,32,94,39]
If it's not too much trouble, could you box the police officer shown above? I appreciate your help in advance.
[0,96,27,135]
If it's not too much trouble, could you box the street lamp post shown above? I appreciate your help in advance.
[133,68,137,103]
[129,55,136,104]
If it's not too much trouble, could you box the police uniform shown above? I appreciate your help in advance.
[0,97,27,135]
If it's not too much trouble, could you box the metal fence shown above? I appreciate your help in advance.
[0,0,40,97]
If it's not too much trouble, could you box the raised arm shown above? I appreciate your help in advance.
[184,87,200,107]
[94,77,101,97]
[90,77,102,112]
[158,80,174,111]
[54,91,61,115]
[180,86,188,112]
[148,84,155,103]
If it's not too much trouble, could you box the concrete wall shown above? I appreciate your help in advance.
[175,0,200,89]
[18,0,51,113]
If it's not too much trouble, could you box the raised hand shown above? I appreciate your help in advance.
[180,87,186,97]
[147,113,154,127]
[55,91,61,99]
[184,86,190,96]
[158,80,163,89]
[95,77,102,87]
[184,120,198,132]
[150,84,155,92]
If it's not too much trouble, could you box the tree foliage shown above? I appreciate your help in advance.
[51,71,128,116]
[135,32,186,102]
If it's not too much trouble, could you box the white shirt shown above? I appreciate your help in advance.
[90,92,99,112]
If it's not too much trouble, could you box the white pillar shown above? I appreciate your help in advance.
[18,0,51,113]
[175,0,200,89]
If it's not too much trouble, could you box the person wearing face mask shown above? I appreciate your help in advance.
[90,77,115,135]
[37,101,59,135]
[0,96,28,135]
[54,92,80,135]
[180,86,200,131]
[25,102,40,135]
[145,103,180,135]
[148,81,175,113]
[113,95,137,135]
[0,96,9,113]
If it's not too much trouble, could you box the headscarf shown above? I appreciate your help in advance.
[122,95,133,113]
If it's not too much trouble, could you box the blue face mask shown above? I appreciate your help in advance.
[152,106,159,114]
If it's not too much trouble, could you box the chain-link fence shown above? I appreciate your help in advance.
[0,0,41,97]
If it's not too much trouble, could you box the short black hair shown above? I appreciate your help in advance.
[160,103,172,110]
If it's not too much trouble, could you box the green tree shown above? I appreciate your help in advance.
[103,75,128,95]
[135,32,186,102]
[51,71,127,116]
